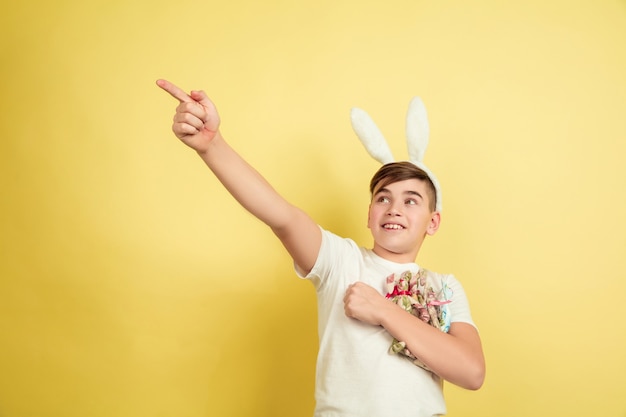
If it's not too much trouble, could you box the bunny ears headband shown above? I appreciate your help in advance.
[350,97,442,212]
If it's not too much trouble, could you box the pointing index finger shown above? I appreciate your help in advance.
[156,79,193,103]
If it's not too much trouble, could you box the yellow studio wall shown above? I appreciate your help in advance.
[1,0,625,416]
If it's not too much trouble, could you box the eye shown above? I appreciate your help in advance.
[376,196,390,203]
[405,198,418,205]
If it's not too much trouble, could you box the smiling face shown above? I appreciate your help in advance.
[367,177,440,263]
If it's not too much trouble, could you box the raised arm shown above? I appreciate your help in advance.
[156,79,321,274]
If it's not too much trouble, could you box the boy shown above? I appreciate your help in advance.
[156,79,485,417]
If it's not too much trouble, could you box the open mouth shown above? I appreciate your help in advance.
[382,223,405,230]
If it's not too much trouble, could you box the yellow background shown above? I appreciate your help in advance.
[1,0,625,416]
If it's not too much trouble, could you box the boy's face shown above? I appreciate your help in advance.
[367,178,440,263]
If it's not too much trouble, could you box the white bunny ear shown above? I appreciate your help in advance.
[351,97,442,212]
[405,97,430,164]
[405,97,442,212]
[351,107,395,165]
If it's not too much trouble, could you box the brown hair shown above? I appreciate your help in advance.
[369,161,437,212]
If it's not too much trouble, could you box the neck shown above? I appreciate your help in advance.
[372,245,420,264]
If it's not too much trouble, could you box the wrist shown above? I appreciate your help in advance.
[195,130,223,157]
[378,299,402,328]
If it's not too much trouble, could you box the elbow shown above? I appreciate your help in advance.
[462,345,486,390]
[441,359,485,390]
[466,374,485,391]
[464,362,486,391]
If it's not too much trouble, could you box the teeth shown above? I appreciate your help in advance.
[383,224,403,230]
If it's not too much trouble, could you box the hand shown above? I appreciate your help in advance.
[156,79,221,153]
[343,282,391,326]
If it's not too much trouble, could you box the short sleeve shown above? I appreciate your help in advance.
[442,273,477,329]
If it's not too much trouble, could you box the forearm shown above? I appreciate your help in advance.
[380,304,485,390]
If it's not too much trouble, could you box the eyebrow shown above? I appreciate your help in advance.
[374,187,424,200]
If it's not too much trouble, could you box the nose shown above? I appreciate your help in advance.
[386,203,401,216]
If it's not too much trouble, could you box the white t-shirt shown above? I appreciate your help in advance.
[298,229,476,417]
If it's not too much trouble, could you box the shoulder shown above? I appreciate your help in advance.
[423,270,472,308]
[423,269,463,290]
[319,228,362,253]
[305,228,364,278]
[423,269,476,326]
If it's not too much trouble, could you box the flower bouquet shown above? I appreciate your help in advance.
[385,269,452,371]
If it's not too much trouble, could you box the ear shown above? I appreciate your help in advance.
[405,97,429,164]
[351,107,395,165]
[405,97,443,212]
[426,211,441,236]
